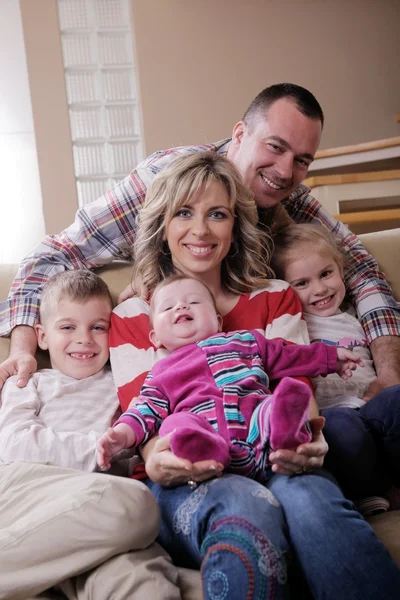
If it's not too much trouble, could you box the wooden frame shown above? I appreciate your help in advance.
[304,169,400,226]
[314,137,400,160]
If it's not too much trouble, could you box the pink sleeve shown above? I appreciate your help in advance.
[253,330,338,380]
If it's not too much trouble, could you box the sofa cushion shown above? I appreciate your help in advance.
[359,229,400,299]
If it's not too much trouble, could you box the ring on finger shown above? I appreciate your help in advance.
[187,478,198,490]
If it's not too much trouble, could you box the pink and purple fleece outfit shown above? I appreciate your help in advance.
[115,329,337,480]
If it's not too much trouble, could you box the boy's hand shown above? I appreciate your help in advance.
[336,348,364,380]
[96,424,135,470]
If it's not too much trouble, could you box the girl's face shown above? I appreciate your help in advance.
[284,245,346,317]
[164,180,235,282]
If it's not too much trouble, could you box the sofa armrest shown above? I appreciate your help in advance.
[359,228,400,300]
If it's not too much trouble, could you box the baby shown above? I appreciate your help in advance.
[97,274,360,482]
[273,223,400,515]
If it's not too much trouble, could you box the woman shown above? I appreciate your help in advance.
[109,152,400,600]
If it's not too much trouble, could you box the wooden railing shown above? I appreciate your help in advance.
[314,137,400,160]
[304,169,400,226]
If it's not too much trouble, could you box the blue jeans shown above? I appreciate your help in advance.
[322,384,400,499]
[145,470,400,600]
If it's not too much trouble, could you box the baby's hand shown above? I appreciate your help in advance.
[336,347,364,380]
[96,424,135,470]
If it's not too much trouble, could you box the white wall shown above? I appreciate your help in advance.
[0,0,45,263]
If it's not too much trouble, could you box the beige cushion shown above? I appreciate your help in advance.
[359,229,400,299]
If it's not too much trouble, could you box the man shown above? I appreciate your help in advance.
[1,83,399,395]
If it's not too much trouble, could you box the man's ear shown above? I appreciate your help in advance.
[149,329,163,349]
[231,121,246,147]
[35,323,48,350]
[217,314,223,332]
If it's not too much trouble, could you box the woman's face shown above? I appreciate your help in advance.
[164,180,235,281]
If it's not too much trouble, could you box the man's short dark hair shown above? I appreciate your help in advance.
[243,83,324,128]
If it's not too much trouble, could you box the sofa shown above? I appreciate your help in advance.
[0,228,399,599]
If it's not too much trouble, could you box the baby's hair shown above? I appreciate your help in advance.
[272,223,344,279]
[39,270,113,322]
[149,274,218,325]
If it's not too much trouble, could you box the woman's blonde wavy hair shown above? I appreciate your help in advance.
[133,152,274,295]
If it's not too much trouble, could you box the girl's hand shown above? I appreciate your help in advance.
[336,348,364,380]
[144,433,224,487]
[269,416,328,476]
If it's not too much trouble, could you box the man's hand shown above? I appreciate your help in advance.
[336,348,364,380]
[0,353,37,390]
[0,325,39,390]
[362,377,387,402]
[369,336,400,392]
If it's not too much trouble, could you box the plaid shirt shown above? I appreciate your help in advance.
[1,138,399,342]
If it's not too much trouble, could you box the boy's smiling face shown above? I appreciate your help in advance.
[36,296,112,379]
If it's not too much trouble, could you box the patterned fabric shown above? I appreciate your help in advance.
[1,138,398,342]
[0,367,119,471]
[115,329,337,480]
[109,282,310,412]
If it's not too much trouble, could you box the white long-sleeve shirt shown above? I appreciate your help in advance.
[0,367,119,471]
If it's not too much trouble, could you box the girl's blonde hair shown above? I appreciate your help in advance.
[133,152,274,294]
[272,223,344,279]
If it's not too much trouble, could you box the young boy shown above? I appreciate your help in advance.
[0,270,181,599]
[273,223,400,515]
[97,274,360,482]
[0,270,120,472]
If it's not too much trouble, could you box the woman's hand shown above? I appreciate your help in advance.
[117,276,148,304]
[269,416,328,476]
[144,434,224,487]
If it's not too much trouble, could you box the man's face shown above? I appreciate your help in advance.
[229,98,322,208]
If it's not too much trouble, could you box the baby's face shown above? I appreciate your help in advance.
[150,279,221,351]
[36,296,112,379]
[284,248,346,317]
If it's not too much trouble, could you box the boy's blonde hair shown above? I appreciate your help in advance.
[149,274,218,325]
[133,152,274,295]
[39,270,113,322]
[272,223,344,279]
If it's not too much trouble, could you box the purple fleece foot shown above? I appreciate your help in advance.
[269,378,312,451]
[159,412,231,466]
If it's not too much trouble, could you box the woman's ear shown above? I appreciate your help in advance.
[35,323,48,350]
[149,329,163,349]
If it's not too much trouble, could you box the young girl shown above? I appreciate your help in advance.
[97,274,360,480]
[273,222,400,515]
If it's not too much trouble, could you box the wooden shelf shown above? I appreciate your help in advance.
[335,208,400,226]
[305,169,400,189]
[315,137,400,160]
